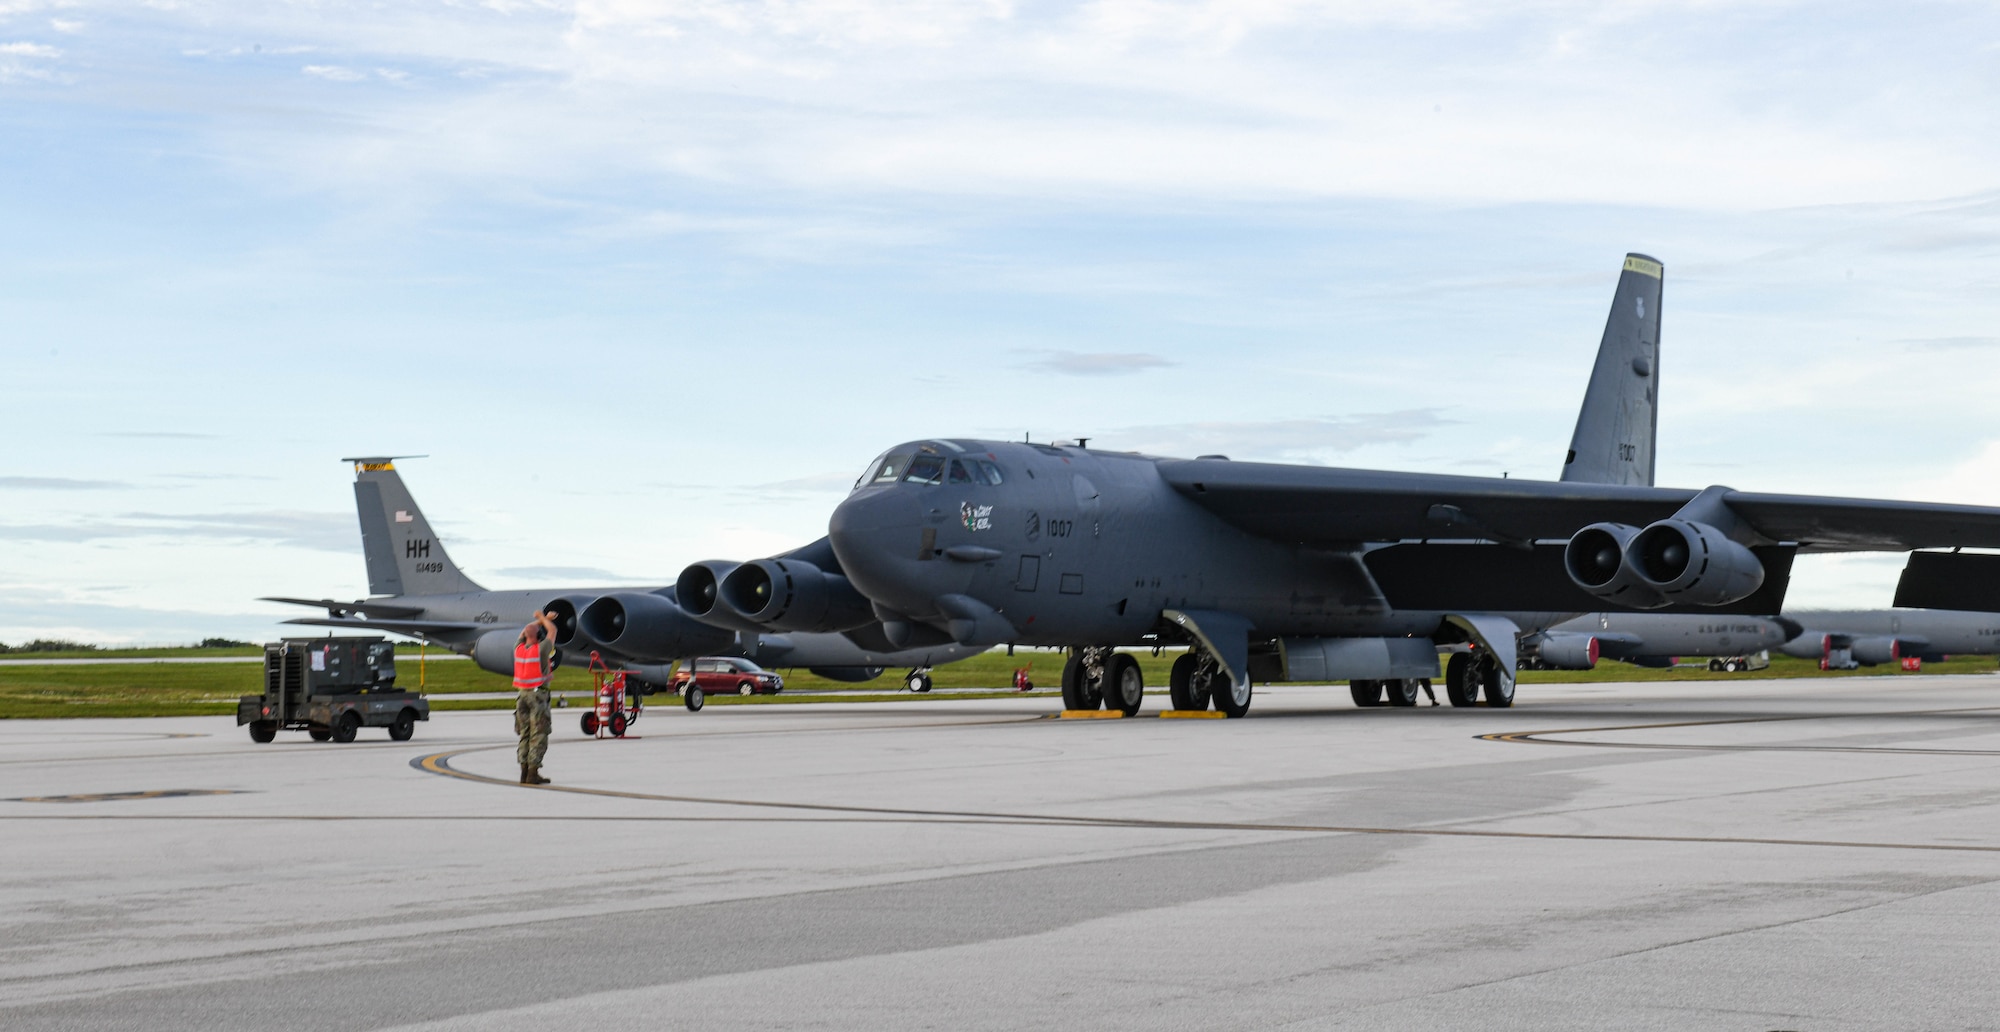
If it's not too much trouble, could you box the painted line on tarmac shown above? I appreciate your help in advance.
[401,744,2000,855]
[1480,704,2000,756]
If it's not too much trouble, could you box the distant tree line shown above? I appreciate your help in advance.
[0,639,98,653]
[0,637,255,653]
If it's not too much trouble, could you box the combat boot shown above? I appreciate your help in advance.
[527,765,551,785]
[519,764,532,785]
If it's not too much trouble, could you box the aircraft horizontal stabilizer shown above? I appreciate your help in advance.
[262,596,425,619]
[281,616,490,635]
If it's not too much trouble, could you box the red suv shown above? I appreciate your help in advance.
[674,657,785,697]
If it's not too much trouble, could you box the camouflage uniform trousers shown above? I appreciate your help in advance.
[515,688,552,767]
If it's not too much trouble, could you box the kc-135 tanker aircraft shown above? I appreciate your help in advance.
[266,461,980,694]
[671,254,2000,716]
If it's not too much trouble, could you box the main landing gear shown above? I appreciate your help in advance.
[1441,650,1514,708]
[1349,679,1432,708]
[1062,647,1144,716]
[1165,645,1250,717]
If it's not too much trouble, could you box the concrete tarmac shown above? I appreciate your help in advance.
[4,674,2000,1031]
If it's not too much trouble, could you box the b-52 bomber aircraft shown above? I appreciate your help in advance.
[265,459,980,699]
[678,254,2000,716]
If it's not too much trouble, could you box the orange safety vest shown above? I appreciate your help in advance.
[513,640,547,689]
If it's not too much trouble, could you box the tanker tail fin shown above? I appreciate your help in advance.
[343,456,484,597]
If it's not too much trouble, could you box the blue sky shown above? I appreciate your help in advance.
[5,1,2000,643]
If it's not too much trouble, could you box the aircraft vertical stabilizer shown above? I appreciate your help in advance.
[344,457,484,597]
[1561,254,1663,487]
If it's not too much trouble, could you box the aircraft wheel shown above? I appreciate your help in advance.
[1384,679,1420,707]
[1723,660,1742,673]
[609,712,628,737]
[248,721,277,743]
[1349,680,1383,707]
[1444,653,1479,707]
[581,712,599,735]
[683,685,705,712]
[905,672,932,693]
[388,710,417,741]
[1169,653,1209,710]
[1060,652,1102,710]
[331,711,361,744]
[1479,655,1516,708]
[1213,674,1252,718]
[1103,653,1144,716]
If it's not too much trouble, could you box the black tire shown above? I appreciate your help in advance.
[1708,659,1723,672]
[738,681,755,696]
[388,710,416,741]
[1384,679,1420,707]
[1350,679,1383,707]
[683,684,705,712]
[1060,652,1102,710]
[331,711,361,744]
[1724,660,1741,673]
[905,673,932,693]
[248,721,277,743]
[1213,673,1252,718]
[581,712,599,735]
[610,712,628,737]
[1169,653,1207,710]
[1481,655,1516,708]
[308,726,333,742]
[1102,653,1144,716]
[1444,653,1479,707]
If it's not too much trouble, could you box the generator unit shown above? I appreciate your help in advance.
[237,636,429,743]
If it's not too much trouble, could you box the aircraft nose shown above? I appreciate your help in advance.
[829,487,931,612]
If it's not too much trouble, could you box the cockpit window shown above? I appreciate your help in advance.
[866,452,913,486]
[976,460,1004,485]
[905,454,946,485]
[948,459,974,484]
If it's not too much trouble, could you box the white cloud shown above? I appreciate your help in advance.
[301,63,365,82]
[1022,350,1175,376]
[0,40,57,57]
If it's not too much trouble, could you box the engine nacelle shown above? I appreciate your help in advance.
[1850,636,1904,666]
[675,560,762,632]
[719,559,877,634]
[1534,633,1601,670]
[578,591,735,663]
[536,594,599,648]
[1627,519,1765,606]
[1563,523,1667,608]
[470,628,522,676]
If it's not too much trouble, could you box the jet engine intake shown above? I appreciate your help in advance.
[675,561,763,632]
[1562,523,1666,608]
[540,595,597,648]
[578,591,735,663]
[718,559,876,634]
[1627,519,1765,606]
[1533,632,1601,670]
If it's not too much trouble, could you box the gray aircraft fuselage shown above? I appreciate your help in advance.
[1545,612,1793,661]
[829,439,1571,649]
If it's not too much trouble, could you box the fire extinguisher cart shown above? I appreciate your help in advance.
[580,652,644,738]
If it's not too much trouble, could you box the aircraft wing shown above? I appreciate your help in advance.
[1154,461,2000,552]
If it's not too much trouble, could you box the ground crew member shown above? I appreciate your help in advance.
[514,611,557,785]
